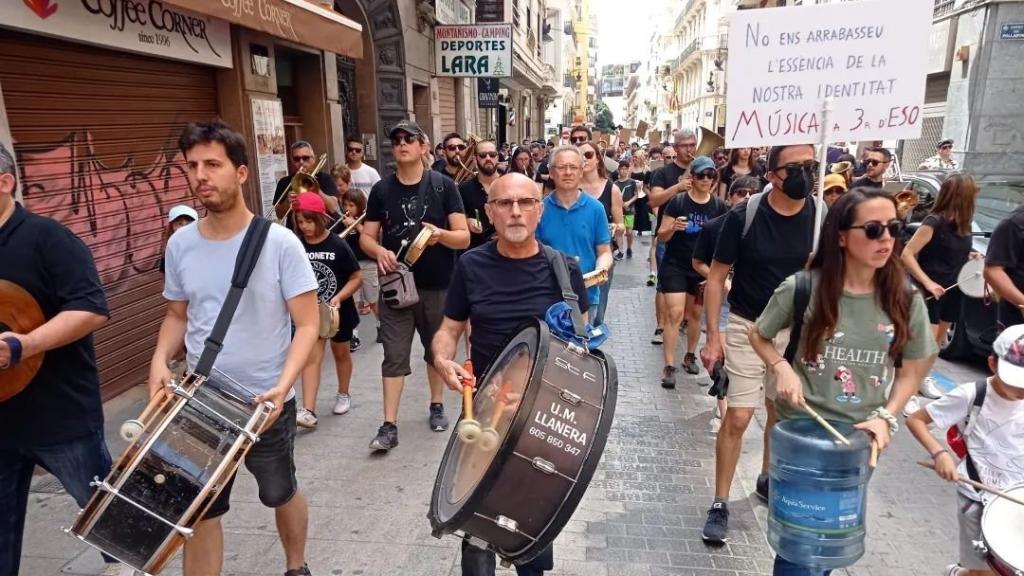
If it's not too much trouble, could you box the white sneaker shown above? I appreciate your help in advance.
[903,395,923,417]
[944,564,961,576]
[920,376,943,399]
[333,393,351,415]
[99,563,136,576]
[296,407,318,428]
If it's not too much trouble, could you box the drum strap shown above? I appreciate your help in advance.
[540,244,588,342]
[195,217,273,378]
[397,172,435,262]
[965,378,988,485]
[784,270,812,364]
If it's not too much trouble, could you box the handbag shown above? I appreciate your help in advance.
[380,264,419,309]
[318,302,340,339]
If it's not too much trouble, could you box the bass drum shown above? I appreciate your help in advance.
[429,318,617,564]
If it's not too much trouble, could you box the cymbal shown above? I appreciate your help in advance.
[0,279,45,402]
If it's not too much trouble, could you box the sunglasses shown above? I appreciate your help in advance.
[446,144,468,152]
[865,159,889,167]
[939,145,952,150]
[848,220,904,240]
[390,134,418,145]
[488,197,542,211]
[776,160,820,175]
[346,147,363,153]
[731,188,753,198]
[663,155,677,160]
[824,187,845,196]
[570,136,588,144]
[693,170,717,181]
[477,151,498,159]
[582,150,596,160]
[292,155,314,162]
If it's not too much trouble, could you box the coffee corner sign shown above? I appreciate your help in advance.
[1,0,232,68]
[435,24,513,78]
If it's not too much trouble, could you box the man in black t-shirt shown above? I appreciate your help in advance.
[850,146,890,189]
[459,140,501,250]
[985,206,1024,328]
[361,121,470,451]
[272,140,340,223]
[433,173,588,576]
[699,143,822,545]
[0,144,121,575]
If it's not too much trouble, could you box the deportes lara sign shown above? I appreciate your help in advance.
[1,0,232,68]
[435,24,513,78]
[724,0,931,148]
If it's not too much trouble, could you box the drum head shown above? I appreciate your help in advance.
[981,484,1024,569]
[405,227,433,265]
[957,259,986,298]
[0,279,46,402]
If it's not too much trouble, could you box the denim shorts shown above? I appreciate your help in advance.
[205,399,298,518]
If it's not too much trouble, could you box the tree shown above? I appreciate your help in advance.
[594,100,616,134]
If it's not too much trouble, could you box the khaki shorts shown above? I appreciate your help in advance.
[723,313,790,409]
[358,259,379,306]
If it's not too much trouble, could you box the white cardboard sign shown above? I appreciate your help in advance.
[435,24,513,78]
[725,0,931,148]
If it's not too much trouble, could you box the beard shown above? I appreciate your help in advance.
[479,162,497,176]
[197,186,240,213]
[501,224,530,243]
[446,154,463,167]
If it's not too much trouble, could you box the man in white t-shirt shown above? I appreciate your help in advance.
[345,135,381,197]
[908,324,1024,576]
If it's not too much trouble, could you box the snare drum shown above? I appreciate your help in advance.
[404,227,433,266]
[69,370,271,574]
[429,318,617,564]
[977,484,1024,575]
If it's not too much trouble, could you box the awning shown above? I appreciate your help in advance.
[161,0,363,59]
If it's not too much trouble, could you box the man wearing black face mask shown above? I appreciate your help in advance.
[698,143,825,545]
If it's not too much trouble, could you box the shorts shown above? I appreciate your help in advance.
[205,399,298,518]
[331,320,355,343]
[658,260,702,295]
[723,313,790,409]
[924,286,962,324]
[378,287,447,377]
[956,492,988,570]
[358,260,379,307]
[623,214,635,230]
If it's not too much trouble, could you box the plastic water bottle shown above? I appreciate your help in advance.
[768,418,872,570]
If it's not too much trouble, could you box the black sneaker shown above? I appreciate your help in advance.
[375,324,383,344]
[651,328,664,345]
[284,564,312,576]
[613,250,624,261]
[683,353,700,375]
[369,422,398,451]
[429,403,449,431]
[702,502,729,545]
[626,248,633,259]
[350,336,361,352]
[755,472,770,502]
[661,365,677,389]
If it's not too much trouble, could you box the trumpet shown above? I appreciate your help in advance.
[894,189,919,220]
[264,153,328,220]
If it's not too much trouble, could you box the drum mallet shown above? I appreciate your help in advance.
[455,362,482,444]
[917,461,1024,506]
[803,404,852,446]
[926,270,983,301]
[478,398,507,452]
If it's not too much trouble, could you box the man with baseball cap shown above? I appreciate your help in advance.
[908,323,1024,576]
[919,139,959,171]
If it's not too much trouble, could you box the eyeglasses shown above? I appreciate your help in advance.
[865,159,889,167]
[570,136,588,144]
[488,197,542,211]
[552,164,581,172]
[674,142,697,149]
[477,151,498,159]
[446,144,468,152]
[693,170,717,181]
[346,147,363,153]
[292,155,314,162]
[582,150,596,160]
[390,134,418,146]
[848,220,904,240]
[775,160,820,175]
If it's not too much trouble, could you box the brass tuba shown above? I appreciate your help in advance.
[695,126,725,159]
[452,134,482,184]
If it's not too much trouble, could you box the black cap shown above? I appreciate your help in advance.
[389,120,424,139]
[937,138,953,148]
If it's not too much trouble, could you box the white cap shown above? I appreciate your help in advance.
[992,324,1024,389]
[168,205,198,223]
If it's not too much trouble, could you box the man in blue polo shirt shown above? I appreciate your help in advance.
[537,145,613,315]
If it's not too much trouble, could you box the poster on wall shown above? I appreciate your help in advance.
[0,84,20,202]
[251,98,288,216]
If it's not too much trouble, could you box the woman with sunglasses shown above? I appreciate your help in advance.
[901,174,979,346]
[822,173,848,207]
[718,148,765,199]
[751,189,936,575]
[579,140,624,326]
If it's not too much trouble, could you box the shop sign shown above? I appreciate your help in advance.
[725,0,931,148]
[436,0,471,25]
[436,24,513,78]
[0,1,232,68]
[477,78,499,109]
[251,97,288,216]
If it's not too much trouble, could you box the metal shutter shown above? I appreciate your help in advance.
[438,77,457,134]
[0,31,218,399]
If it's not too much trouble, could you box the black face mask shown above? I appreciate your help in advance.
[781,165,814,200]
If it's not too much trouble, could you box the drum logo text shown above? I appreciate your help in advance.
[555,356,597,382]
[533,402,588,447]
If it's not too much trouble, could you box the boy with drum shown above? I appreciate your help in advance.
[907,324,1024,576]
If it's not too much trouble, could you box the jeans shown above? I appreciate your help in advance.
[773,555,833,576]
[1,430,115,574]
[594,265,615,327]
[460,540,554,576]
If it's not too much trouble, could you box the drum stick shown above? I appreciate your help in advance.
[869,440,879,469]
[803,404,852,446]
[916,461,1024,506]
[461,384,474,422]
[926,271,982,301]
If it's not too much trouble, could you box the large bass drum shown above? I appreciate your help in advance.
[429,318,617,564]
[976,484,1024,575]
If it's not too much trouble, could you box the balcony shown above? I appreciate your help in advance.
[933,0,955,17]
[674,37,702,72]
[674,0,699,32]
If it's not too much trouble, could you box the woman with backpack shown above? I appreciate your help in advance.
[750,189,937,575]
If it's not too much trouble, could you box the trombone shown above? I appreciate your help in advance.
[328,212,366,238]
[264,153,328,221]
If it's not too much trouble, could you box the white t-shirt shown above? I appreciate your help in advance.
[349,163,381,196]
[926,378,1024,503]
[164,221,317,398]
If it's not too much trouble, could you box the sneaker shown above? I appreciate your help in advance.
[296,408,318,429]
[284,564,312,576]
[350,336,361,352]
[755,473,769,502]
[680,319,688,333]
[376,325,383,344]
[683,353,700,375]
[646,273,656,287]
[920,375,943,399]
[661,365,677,389]
[369,422,398,451]
[614,250,624,261]
[701,502,729,544]
[333,393,351,415]
[626,248,633,259]
[99,563,136,576]
[429,403,449,431]
[944,564,961,576]
[651,328,663,345]
[902,395,923,417]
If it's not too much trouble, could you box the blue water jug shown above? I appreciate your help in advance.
[768,418,872,570]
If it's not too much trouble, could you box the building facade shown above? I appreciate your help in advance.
[669,0,733,135]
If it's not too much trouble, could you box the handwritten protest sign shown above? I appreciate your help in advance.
[725,0,931,148]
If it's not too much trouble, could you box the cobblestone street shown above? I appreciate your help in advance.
[22,243,986,576]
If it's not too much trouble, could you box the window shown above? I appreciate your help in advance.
[513,0,521,29]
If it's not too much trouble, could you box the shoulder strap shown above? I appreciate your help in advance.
[541,244,588,342]
[964,378,988,484]
[194,217,272,377]
[742,192,765,239]
[784,270,812,364]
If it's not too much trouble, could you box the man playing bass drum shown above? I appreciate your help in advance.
[432,172,590,576]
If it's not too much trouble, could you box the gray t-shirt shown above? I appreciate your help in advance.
[164,221,317,398]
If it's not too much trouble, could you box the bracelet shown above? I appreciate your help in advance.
[769,357,788,370]
[2,336,22,367]
[868,407,900,435]
[930,448,950,460]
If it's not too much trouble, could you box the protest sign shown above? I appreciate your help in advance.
[636,120,649,139]
[725,0,931,148]
[436,24,513,78]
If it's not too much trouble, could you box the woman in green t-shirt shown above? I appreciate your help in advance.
[751,188,937,575]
